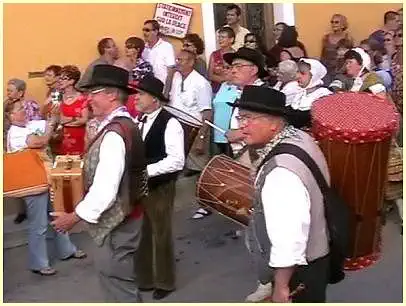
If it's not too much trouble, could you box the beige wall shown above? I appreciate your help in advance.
[3,3,203,104]
[295,3,402,58]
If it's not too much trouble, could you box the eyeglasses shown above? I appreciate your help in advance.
[125,44,136,49]
[88,88,106,95]
[183,43,194,48]
[245,40,257,44]
[142,28,153,32]
[60,76,70,81]
[235,114,268,123]
[230,63,254,70]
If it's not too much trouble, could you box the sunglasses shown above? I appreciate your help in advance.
[142,28,154,32]
[330,20,340,24]
[384,38,393,42]
[183,43,194,48]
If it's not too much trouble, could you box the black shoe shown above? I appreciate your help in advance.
[14,213,27,224]
[139,287,154,292]
[153,289,173,300]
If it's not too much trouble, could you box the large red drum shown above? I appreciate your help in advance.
[312,92,400,270]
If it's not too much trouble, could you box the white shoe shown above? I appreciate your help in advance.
[245,282,273,302]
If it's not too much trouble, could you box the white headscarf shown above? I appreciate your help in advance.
[349,47,372,92]
[299,58,328,89]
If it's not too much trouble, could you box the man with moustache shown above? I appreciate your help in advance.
[51,65,148,302]
[134,75,185,300]
[230,85,331,303]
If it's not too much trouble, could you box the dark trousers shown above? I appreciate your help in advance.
[136,180,176,291]
[93,217,143,302]
[289,254,330,303]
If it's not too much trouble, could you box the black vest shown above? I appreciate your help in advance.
[144,109,179,189]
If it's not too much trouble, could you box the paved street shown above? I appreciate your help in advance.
[3,175,403,303]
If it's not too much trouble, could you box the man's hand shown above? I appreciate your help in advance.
[271,284,291,303]
[50,211,81,233]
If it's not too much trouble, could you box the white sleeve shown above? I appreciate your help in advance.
[165,43,176,68]
[75,131,126,224]
[147,118,185,177]
[197,80,213,111]
[261,167,311,267]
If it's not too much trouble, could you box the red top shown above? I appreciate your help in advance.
[312,92,400,144]
[56,95,88,155]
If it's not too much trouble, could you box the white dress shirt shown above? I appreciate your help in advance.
[138,107,185,178]
[75,107,134,224]
[169,70,212,121]
[142,38,176,85]
[259,166,311,268]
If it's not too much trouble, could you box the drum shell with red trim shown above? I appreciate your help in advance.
[311,92,399,268]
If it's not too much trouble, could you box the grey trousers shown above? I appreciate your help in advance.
[93,216,143,302]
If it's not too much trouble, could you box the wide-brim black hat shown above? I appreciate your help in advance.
[223,47,268,79]
[81,64,136,94]
[228,85,299,124]
[133,75,169,102]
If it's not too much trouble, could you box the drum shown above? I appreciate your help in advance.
[50,155,84,213]
[312,92,400,270]
[163,105,202,155]
[196,154,254,226]
[4,149,49,198]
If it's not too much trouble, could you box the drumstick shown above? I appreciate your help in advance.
[204,120,226,134]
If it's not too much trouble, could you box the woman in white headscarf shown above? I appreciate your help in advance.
[290,58,332,127]
[328,47,387,99]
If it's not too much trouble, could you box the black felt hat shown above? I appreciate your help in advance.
[223,47,268,78]
[133,75,169,102]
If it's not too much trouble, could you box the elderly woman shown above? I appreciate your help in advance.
[208,26,235,93]
[54,65,89,155]
[273,60,304,107]
[329,47,387,99]
[182,33,208,79]
[4,100,85,275]
[320,14,354,83]
[5,78,42,121]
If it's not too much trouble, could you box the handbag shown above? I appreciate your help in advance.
[4,149,49,198]
[259,143,351,284]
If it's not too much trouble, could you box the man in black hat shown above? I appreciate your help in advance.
[230,85,331,302]
[192,47,268,220]
[133,75,185,300]
[51,64,148,302]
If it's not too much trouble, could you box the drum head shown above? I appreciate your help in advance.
[163,105,202,128]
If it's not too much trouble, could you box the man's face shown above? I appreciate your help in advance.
[226,9,239,25]
[135,90,157,113]
[44,70,59,88]
[105,39,119,60]
[238,110,279,146]
[230,59,257,87]
[176,51,194,72]
[388,15,401,31]
[87,88,113,118]
[143,22,158,43]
